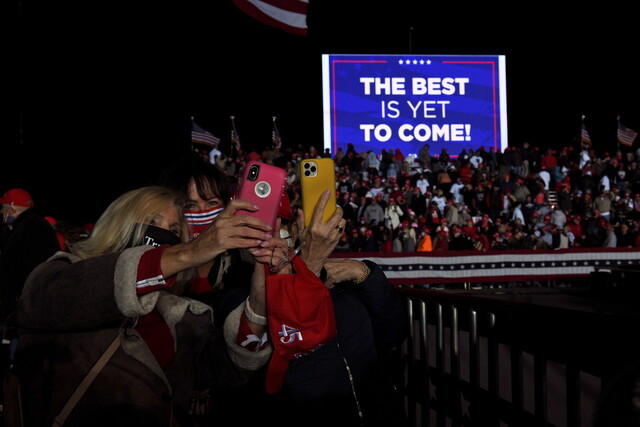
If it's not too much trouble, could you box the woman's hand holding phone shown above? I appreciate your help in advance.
[296,190,346,276]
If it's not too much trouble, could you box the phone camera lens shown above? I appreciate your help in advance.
[310,166,317,173]
[304,170,311,176]
[304,163,311,169]
[248,165,260,181]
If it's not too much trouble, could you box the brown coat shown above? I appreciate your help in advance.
[12,246,271,426]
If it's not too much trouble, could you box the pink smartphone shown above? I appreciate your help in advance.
[235,161,287,229]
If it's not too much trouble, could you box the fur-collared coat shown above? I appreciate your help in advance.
[12,246,271,427]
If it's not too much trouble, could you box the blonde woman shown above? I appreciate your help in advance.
[11,186,282,426]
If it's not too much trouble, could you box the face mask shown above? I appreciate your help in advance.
[185,206,224,238]
[3,213,15,225]
[143,225,181,247]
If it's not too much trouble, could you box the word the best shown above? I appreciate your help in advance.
[359,77,469,96]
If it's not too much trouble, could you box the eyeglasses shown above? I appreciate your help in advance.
[269,233,304,274]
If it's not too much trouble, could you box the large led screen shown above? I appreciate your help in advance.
[322,54,508,158]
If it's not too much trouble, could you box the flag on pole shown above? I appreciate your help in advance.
[231,0,308,36]
[272,116,282,149]
[230,116,241,152]
[191,120,221,148]
[617,117,638,147]
[581,115,591,146]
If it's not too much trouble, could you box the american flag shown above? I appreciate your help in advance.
[618,119,638,147]
[231,0,308,36]
[581,120,591,145]
[230,116,241,152]
[272,117,282,149]
[191,121,220,148]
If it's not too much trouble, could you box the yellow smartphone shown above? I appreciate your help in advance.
[300,158,337,227]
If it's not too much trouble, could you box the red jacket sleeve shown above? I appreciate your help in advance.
[136,245,177,295]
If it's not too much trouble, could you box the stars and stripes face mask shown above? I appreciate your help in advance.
[185,206,224,239]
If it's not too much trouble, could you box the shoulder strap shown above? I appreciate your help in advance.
[52,327,124,427]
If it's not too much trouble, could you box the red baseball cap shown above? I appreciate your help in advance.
[0,188,34,207]
[264,257,336,394]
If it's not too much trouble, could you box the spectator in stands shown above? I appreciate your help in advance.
[513,178,531,203]
[359,228,379,252]
[616,222,636,247]
[550,204,567,229]
[431,188,447,214]
[416,229,432,252]
[449,226,472,250]
[384,197,403,230]
[443,200,461,227]
[364,149,380,178]
[602,223,618,247]
[418,143,431,168]
[363,196,384,226]
[538,166,551,191]
[556,182,573,212]
[430,228,448,251]
[416,173,430,195]
[408,186,427,218]
[333,147,345,165]
[335,231,351,252]
[436,165,453,195]
[594,189,614,222]
[450,176,465,204]
[396,221,416,251]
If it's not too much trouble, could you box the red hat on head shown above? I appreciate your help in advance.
[0,188,34,207]
[278,191,294,221]
[264,258,336,394]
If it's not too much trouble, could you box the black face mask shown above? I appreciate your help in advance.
[143,225,181,247]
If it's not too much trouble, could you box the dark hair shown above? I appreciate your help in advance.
[158,152,232,204]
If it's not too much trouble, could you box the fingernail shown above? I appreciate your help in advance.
[248,248,258,254]
[264,233,273,239]
[260,240,272,247]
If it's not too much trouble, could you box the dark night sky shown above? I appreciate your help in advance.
[6,1,639,224]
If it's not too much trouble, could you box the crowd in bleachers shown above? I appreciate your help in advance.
[197,138,640,254]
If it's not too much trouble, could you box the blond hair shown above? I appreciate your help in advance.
[72,186,194,292]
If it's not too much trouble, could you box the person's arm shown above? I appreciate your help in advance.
[296,190,346,276]
[235,218,291,349]
[160,199,273,278]
[323,258,370,284]
[325,259,408,349]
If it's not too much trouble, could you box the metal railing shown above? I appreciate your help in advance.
[395,282,640,427]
